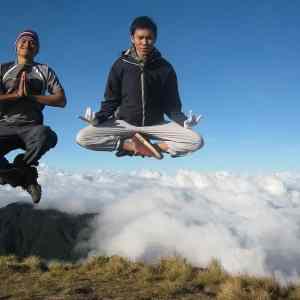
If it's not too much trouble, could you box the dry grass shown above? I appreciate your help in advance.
[217,275,290,300]
[194,259,228,289]
[0,255,299,300]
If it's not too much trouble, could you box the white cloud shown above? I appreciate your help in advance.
[1,167,300,282]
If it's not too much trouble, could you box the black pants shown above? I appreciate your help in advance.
[0,123,57,168]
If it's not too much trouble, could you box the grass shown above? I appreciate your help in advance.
[0,255,299,300]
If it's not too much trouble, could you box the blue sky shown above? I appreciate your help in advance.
[0,0,299,173]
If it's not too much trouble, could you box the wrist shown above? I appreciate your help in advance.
[11,92,22,100]
[15,89,25,98]
[183,121,192,129]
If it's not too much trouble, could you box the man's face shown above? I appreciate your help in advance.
[131,28,155,59]
[16,37,38,60]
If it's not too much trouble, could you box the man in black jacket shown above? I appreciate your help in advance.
[77,16,203,158]
[0,30,66,203]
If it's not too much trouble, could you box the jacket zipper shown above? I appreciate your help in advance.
[122,58,146,126]
[122,56,163,126]
[140,64,145,126]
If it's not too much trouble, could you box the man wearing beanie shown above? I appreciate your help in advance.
[0,30,66,203]
[77,16,203,159]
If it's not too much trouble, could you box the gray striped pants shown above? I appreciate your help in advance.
[76,119,204,156]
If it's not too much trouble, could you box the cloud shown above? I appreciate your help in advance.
[1,167,300,282]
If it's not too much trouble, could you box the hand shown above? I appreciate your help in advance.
[23,71,29,96]
[183,110,203,129]
[79,107,97,124]
[85,107,95,122]
[16,71,27,97]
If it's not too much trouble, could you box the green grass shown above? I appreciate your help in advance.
[0,255,299,300]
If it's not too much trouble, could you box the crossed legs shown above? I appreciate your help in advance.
[76,119,204,157]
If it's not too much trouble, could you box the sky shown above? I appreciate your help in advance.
[0,0,299,173]
[1,168,300,282]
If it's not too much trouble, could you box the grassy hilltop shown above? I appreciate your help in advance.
[1,255,300,300]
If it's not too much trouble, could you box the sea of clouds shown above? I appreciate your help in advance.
[1,166,300,282]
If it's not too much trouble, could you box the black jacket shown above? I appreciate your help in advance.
[96,48,187,126]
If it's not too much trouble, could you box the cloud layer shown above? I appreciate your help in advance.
[1,167,300,282]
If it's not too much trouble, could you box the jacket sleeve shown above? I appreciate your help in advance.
[0,64,4,95]
[46,66,64,94]
[95,62,122,122]
[163,67,187,126]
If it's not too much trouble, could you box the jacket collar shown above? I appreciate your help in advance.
[122,46,162,66]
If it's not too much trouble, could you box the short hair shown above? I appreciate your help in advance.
[130,16,157,38]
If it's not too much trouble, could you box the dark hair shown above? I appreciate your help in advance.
[130,16,157,38]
